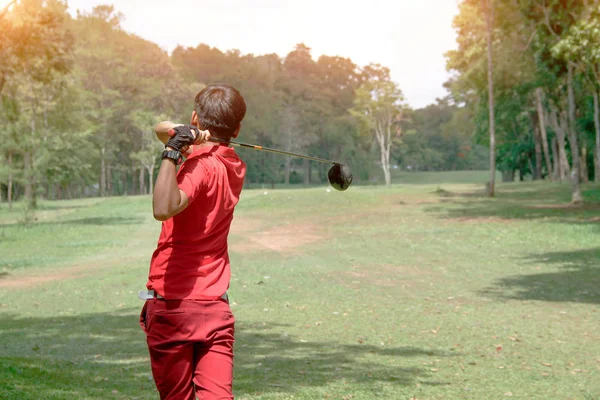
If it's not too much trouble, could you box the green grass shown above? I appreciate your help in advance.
[1,174,599,399]
[388,169,502,185]
[244,169,498,189]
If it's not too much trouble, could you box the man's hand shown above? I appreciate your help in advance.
[194,127,211,144]
[167,124,211,153]
[166,124,197,152]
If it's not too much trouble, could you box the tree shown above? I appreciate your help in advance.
[351,64,406,186]
[535,0,588,202]
[280,43,322,184]
[129,111,165,195]
[535,88,553,178]
[0,0,74,208]
[552,3,600,183]
[485,0,497,196]
[72,5,181,196]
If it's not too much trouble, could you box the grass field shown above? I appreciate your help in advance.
[1,172,599,400]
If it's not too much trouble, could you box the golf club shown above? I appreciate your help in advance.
[157,122,353,191]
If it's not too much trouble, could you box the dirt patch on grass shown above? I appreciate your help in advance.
[230,216,264,234]
[0,254,141,290]
[446,216,516,225]
[231,222,323,253]
[0,265,89,289]
[333,264,437,289]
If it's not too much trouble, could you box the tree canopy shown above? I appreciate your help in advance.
[1,1,496,207]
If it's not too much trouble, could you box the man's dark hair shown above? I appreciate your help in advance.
[194,84,246,140]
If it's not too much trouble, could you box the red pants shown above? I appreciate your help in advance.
[140,298,235,400]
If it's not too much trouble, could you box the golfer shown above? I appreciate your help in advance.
[139,84,246,400]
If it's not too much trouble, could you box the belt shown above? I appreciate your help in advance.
[138,289,228,302]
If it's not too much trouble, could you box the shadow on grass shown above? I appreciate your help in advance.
[0,310,449,399]
[234,321,451,395]
[58,217,145,226]
[0,311,151,400]
[36,204,92,211]
[0,216,144,228]
[480,248,600,304]
[425,183,600,225]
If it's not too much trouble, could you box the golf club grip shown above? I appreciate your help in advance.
[166,127,223,147]
[166,129,235,148]
[166,129,232,147]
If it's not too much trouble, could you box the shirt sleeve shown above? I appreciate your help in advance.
[177,157,209,205]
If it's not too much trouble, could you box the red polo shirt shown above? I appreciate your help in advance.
[147,144,246,300]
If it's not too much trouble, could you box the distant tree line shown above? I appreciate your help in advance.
[447,0,600,202]
[1,0,488,209]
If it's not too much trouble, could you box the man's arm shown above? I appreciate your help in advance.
[152,122,210,221]
[152,156,190,221]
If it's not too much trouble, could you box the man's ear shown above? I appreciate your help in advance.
[232,124,241,139]
[190,110,198,125]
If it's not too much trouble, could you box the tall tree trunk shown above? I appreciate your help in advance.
[549,109,571,181]
[7,152,13,211]
[536,88,552,178]
[23,151,34,208]
[559,113,571,180]
[122,169,128,196]
[25,116,37,208]
[375,127,391,186]
[381,149,391,186]
[581,146,589,183]
[283,108,295,186]
[593,90,600,183]
[107,163,113,195]
[534,125,542,180]
[139,168,145,195]
[147,163,154,195]
[485,0,496,197]
[303,158,310,185]
[551,137,560,181]
[284,158,291,185]
[567,64,583,203]
[100,146,106,197]
[595,147,600,183]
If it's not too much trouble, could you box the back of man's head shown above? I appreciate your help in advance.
[194,84,246,140]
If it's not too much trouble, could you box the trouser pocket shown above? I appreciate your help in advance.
[139,301,149,334]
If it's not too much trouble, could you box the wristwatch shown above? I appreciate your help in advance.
[162,149,182,165]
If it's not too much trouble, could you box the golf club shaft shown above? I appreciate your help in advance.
[209,137,339,165]
[157,121,341,165]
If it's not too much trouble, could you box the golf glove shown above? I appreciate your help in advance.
[167,124,198,152]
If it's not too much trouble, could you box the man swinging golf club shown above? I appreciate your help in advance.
[139,84,246,400]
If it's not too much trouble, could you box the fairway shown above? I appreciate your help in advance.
[1,177,599,400]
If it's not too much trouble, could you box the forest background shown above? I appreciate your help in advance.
[2,0,599,207]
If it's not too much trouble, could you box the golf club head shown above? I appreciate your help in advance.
[328,163,353,191]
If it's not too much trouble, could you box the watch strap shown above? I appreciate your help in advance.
[162,149,182,165]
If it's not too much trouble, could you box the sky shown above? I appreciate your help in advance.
[59,0,459,108]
